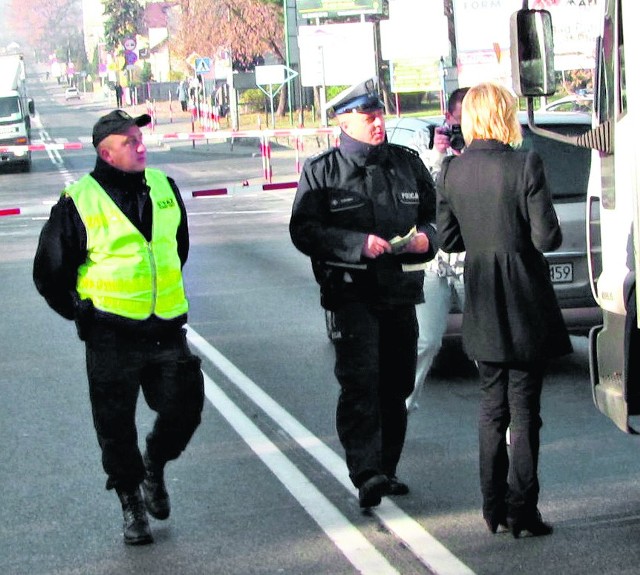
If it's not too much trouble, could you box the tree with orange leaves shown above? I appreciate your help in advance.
[6,0,82,60]
[173,0,284,69]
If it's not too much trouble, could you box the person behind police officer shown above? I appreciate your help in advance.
[289,78,437,509]
[406,87,469,412]
[33,109,205,546]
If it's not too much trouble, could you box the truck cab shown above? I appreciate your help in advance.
[511,0,640,433]
[0,53,35,172]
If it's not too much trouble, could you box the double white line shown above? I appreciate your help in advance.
[186,325,475,575]
[33,113,76,188]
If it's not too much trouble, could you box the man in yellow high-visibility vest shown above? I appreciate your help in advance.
[33,110,204,546]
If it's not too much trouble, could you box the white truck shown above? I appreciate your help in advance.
[0,53,35,172]
[511,0,640,433]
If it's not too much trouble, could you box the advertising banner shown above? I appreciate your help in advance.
[297,0,383,19]
[298,22,376,86]
[453,0,601,87]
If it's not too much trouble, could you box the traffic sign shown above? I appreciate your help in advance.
[195,57,211,73]
[185,52,201,69]
[124,50,137,66]
[123,37,136,51]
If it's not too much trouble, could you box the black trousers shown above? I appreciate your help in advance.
[332,301,417,488]
[476,361,545,521]
[85,326,204,491]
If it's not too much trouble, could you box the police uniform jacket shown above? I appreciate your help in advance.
[436,139,572,362]
[290,133,437,310]
[33,157,189,338]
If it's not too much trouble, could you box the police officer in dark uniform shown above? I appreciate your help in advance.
[33,110,205,545]
[289,78,437,508]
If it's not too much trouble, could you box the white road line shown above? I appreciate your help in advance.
[189,210,283,216]
[187,325,476,575]
[32,119,76,187]
[201,371,400,575]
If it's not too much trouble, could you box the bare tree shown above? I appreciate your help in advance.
[6,0,82,58]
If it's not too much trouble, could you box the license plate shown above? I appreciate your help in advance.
[549,263,573,283]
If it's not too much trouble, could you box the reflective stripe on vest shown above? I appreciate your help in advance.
[67,168,188,320]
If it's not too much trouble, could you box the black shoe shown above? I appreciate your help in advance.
[385,476,410,496]
[484,512,508,534]
[482,503,509,533]
[117,488,153,545]
[358,475,389,509]
[142,454,170,520]
[508,511,553,539]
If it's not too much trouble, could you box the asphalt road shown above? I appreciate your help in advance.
[2,76,640,575]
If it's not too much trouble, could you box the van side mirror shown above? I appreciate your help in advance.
[510,9,556,97]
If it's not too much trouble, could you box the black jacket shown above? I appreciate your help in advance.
[437,139,572,362]
[290,136,437,310]
[33,157,189,337]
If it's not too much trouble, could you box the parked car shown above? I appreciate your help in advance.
[325,112,601,342]
[538,93,593,113]
[64,86,80,100]
[386,112,601,337]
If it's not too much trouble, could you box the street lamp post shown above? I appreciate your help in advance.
[163,5,173,81]
[283,0,293,125]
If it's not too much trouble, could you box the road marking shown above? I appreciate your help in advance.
[33,115,76,188]
[200,372,400,575]
[187,325,476,575]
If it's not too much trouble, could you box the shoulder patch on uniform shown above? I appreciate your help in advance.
[307,147,338,165]
[388,143,420,159]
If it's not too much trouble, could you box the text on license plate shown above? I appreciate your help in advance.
[549,263,573,283]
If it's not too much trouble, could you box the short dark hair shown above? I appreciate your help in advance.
[447,87,470,115]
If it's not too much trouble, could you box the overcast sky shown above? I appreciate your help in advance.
[0,0,12,48]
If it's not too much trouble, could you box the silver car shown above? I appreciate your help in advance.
[383,111,602,337]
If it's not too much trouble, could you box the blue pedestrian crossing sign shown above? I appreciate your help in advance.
[195,57,211,73]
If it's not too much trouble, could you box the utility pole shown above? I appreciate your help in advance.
[283,0,293,125]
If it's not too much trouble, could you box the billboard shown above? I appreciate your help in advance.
[297,0,383,19]
[452,0,601,87]
[381,0,449,93]
[298,22,376,86]
[389,59,441,93]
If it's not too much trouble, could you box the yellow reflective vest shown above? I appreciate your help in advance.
[66,168,188,320]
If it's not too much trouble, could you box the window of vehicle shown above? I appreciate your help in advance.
[520,123,592,200]
[544,100,592,113]
[387,127,419,148]
[0,96,20,119]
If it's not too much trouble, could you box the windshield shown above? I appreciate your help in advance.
[521,123,592,200]
[0,96,21,120]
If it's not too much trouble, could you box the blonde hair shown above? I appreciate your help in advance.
[461,82,522,147]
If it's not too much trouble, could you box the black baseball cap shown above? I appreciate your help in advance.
[92,109,151,147]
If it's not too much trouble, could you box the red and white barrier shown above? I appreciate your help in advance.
[0,126,341,184]
[191,180,298,198]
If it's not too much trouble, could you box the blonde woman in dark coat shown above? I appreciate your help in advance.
[436,82,572,538]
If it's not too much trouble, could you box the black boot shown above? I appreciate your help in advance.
[142,453,170,520]
[508,510,553,539]
[358,475,389,509]
[117,488,153,545]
